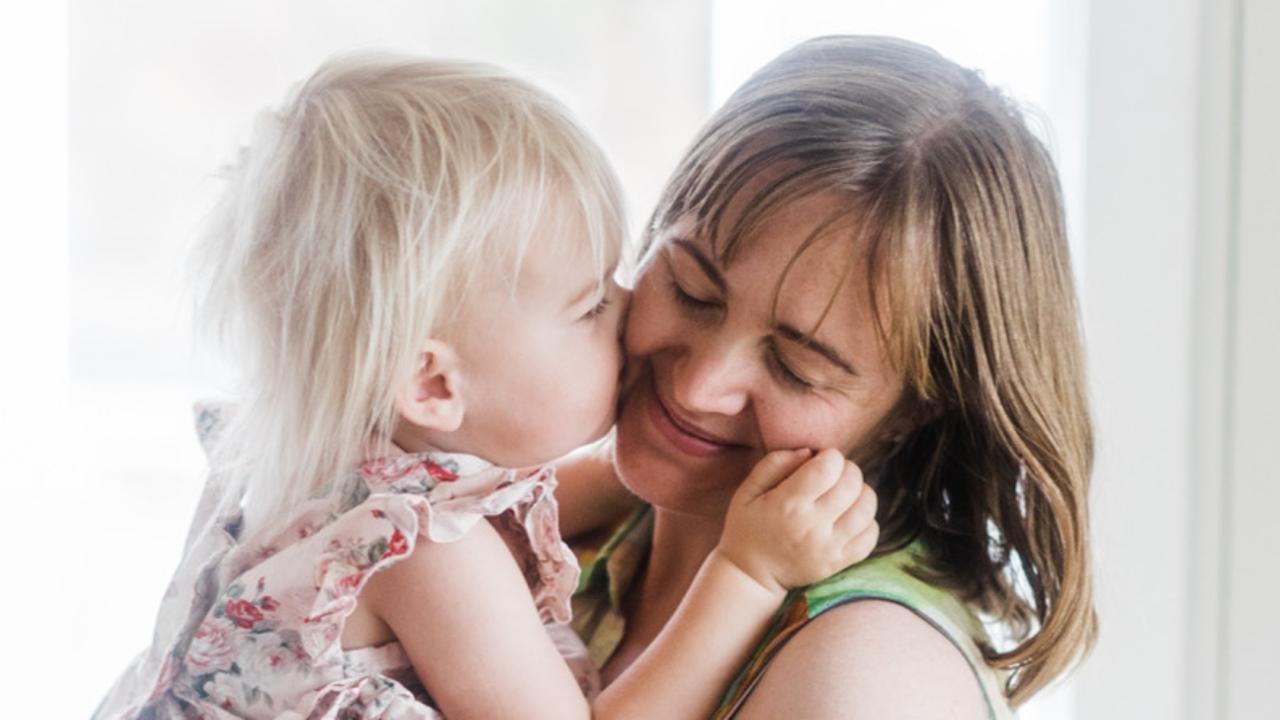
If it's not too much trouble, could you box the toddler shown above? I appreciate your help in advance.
[94,55,878,719]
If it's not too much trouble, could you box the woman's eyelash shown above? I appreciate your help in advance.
[668,280,720,311]
[765,345,816,392]
[669,278,814,392]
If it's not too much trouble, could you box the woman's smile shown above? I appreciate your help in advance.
[644,374,748,458]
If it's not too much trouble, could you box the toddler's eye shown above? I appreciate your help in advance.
[580,297,612,321]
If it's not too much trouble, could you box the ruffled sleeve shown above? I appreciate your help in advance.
[247,450,584,691]
[348,453,580,623]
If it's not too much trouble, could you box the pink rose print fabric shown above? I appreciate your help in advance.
[94,405,589,719]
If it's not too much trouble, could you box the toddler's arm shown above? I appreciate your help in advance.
[592,448,879,720]
[360,519,592,720]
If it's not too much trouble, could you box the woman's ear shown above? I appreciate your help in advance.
[884,397,943,444]
[395,339,466,433]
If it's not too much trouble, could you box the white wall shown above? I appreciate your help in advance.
[0,2,72,714]
[1074,0,1199,717]
[1079,0,1280,717]
[1219,0,1280,714]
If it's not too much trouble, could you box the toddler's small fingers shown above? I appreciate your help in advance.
[842,520,880,565]
[737,448,813,500]
[835,486,878,538]
[815,461,865,517]
[774,448,845,500]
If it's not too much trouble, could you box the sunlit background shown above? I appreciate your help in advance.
[2,1,1275,717]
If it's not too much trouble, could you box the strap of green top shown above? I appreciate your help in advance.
[711,544,1014,719]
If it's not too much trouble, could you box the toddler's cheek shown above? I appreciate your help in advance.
[582,361,620,440]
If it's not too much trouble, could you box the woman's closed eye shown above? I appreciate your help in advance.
[764,340,817,392]
[668,279,721,313]
[668,274,818,392]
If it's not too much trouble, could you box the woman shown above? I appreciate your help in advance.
[561,35,1095,718]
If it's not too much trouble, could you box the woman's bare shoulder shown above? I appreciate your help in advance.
[734,599,989,720]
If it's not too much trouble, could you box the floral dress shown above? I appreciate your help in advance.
[95,406,590,719]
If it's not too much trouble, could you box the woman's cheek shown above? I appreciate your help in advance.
[623,274,676,358]
[755,398,840,453]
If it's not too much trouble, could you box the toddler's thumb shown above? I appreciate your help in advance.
[736,448,814,501]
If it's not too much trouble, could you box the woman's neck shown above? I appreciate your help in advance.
[628,507,724,639]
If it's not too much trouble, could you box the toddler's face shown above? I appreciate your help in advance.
[449,227,626,468]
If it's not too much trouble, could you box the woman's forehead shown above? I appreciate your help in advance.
[663,190,867,276]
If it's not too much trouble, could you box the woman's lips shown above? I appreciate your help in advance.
[645,382,740,458]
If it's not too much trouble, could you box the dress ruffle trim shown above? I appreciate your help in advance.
[297,459,579,665]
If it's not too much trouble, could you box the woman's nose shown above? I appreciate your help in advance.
[669,333,753,417]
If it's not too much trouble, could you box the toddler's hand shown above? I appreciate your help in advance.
[715,448,879,596]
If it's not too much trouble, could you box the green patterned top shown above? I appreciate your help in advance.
[571,507,1014,719]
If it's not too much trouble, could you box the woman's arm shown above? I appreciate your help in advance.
[733,600,989,720]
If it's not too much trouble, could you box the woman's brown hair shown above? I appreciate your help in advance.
[647,35,1095,706]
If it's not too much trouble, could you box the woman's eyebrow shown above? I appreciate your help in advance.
[776,324,859,376]
[671,238,727,294]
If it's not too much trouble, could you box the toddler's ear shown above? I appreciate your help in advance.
[395,339,466,432]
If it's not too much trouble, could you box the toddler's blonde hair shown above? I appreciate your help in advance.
[195,53,626,533]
